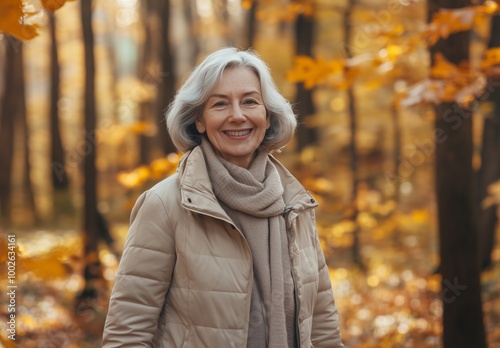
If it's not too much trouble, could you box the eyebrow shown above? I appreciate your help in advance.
[207,91,262,99]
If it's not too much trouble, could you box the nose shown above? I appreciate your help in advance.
[229,104,245,122]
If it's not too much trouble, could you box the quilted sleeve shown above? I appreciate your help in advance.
[103,190,176,347]
[311,215,344,348]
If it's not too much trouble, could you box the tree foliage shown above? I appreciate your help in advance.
[287,1,499,107]
[0,0,74,40]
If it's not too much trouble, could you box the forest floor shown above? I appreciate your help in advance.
[1,208,499,347]
[1,161,500,347]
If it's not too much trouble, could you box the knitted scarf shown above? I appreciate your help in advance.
[200,139,296,348]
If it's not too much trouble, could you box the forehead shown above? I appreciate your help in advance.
[212,66,261,90]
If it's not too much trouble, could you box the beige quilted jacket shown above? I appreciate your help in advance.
[102,146,344,347]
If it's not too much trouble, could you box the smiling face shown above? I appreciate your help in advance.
[196,66,270,168]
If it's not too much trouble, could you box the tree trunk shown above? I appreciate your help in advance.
[477,14,500,270]
[156,0,176,154]
[183,0,200,68]
[246,0,258,49]
[18,49,38,224]
[343,0,363,268]
[138,0,155,165]
[0,39,22,224]
[391,103,402,201]
[294,12,317,151]
[49,12,69,190]
[429,1,486,346]
[79,0,101,300]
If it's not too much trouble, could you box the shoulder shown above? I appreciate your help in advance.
[130,173,180,216]
[147,172,181,208]
[149,171,180,194]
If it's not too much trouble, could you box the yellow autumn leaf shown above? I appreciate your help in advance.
[15,242,78,280]
[381,45,405,62]
[0,335,17,348]
[128,121,157,136]
[411,210,429,223]
[289,2,314,17]
[117,169,148,188]
[313,177,334,193]
[117,154,180,188]
[287,56,344,89]
[0,0,38,40]
[421,30,441,46]
[329,220,357,238]
[441,83,460,102]
[364,78,383,90]
[382,24,405,38]
[22,256,68,280]
[150,158,177,179]
[299,146,317,164]
[427,274,441,293]
[481,48,500,69]
[424,4,498,46]
[332,80,350,90]
[136,166,151,181]
[478,0,498,14]
[357,212,377,229]
[241,0,253,10]
[150,158,171,173]
[430,53,461,80]
[287,56,313,82]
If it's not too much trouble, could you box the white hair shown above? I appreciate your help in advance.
[165,47,297,153]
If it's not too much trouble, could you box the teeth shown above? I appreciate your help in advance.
[225,129,251,137]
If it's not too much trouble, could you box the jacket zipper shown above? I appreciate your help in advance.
[290,261,302,348]
[186,200,314,348]
[284,204,313,348]
[286,201,317,348]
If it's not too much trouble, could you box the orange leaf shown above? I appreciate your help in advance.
[423,6,490,44]
[478,0,498,14]
[41,0,74,12]
[430,53,461,80]
[287,56,344,89]
[241,0,253,10]
[128,121,157,136]
[0,0,38,40]
[0,335,17,348]
[481,48,500,69]
[22,256,68,280]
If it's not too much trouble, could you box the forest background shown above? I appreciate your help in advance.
[1,0,500,347]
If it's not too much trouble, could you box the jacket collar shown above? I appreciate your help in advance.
[177,146,318,223]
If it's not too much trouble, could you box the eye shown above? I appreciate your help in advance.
[243,99,258,105]
[213,101,227,108]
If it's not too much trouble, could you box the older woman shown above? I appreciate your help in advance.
[103,47,344,348]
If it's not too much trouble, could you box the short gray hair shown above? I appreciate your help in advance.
[165,47,297,153]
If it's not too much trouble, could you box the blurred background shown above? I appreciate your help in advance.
[0,0,499,347]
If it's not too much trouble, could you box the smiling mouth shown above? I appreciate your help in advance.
[224,129,252,137]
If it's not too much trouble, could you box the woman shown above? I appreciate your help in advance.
[103,47,344,348]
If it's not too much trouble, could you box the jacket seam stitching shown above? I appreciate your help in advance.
[123,245,172,254]
[115,273,170,283]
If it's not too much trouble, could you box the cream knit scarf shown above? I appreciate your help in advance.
[200,138,296,348]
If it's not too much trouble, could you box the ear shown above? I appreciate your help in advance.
[195,118,206,133]
[266,113,271,129]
